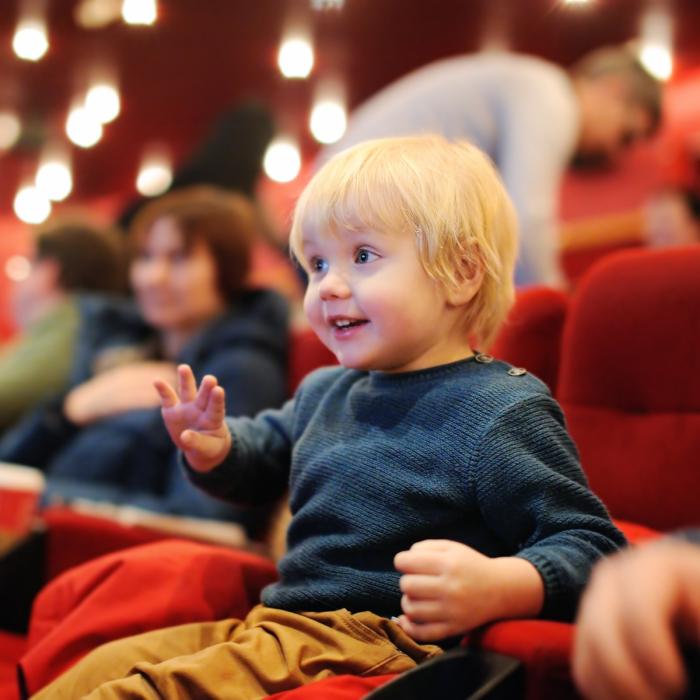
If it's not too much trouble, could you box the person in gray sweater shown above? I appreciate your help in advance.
[320,46,662,288]
[33,135,624,700]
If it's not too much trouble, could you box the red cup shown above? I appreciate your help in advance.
[0,463,45,534]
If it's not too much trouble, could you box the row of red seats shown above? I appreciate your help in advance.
[2,245,698,699]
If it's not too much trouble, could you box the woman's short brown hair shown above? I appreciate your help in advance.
[129,186,258,302]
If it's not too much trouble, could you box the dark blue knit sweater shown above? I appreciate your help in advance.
[188,357,625,621]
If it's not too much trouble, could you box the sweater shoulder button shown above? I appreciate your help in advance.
[507,367,527,377]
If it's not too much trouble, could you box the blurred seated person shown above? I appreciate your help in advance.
[644,187,700,248]
[574,531,700,700]
[119,101,303,309]
[0,186,289,536]
[0,220,125,432]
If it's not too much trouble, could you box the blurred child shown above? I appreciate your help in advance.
[33,135,625,699]
[0,220,125,431]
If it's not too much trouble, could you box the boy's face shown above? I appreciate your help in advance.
[300,225,471,373]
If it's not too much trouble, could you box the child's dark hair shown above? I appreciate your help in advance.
[36,222,126,294]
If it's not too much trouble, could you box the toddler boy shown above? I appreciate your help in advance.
[33,135,624,699]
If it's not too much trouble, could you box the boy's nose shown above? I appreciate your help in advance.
[318,270,351,300]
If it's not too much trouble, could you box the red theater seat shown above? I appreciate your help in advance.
[287,324,337,395]
[464,247,700,698]
[489,286,568,395]
[558,246,700,532]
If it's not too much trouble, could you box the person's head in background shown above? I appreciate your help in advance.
[11,220,126,330]
[645,187,700,247]
[128,185,257,357]
[289,134,517,372]
[572,44,662,166]
[117,101,276,230]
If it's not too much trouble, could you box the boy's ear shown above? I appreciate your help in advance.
[445,256,483,307]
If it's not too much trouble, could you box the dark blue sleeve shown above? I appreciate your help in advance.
[471,395,627,621]
[186,398,296,506]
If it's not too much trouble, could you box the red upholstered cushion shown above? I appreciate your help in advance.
[0,679,20,700]
[490,287,568,395]
[0,632,28,700]
[42,506,171,581]
[20,540,277,696]
[558,246,700,531]
[0,631,26,666]
[468,620,577,700]
[613,518,661,545]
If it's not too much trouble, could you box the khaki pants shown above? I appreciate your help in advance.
[31,605,442,699]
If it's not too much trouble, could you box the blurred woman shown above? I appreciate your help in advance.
[0,187,289,533]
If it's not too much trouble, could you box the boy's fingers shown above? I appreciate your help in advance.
[394,550,446,575]
[397,616,450,642]
[153,379,179,408]
[195,375,218,410]
[206,386,226,423]
[400,594,444,623]
[177,364,197,402]
[399,574,442,598]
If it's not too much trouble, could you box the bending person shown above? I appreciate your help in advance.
[320,45,662,287]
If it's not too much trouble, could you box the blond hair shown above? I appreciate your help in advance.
[290,135,517,347]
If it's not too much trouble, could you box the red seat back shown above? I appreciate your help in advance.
[558,246,700,531]
[490,287,568,395]
[288,325,337,395]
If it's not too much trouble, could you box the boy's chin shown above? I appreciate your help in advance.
[335,352,377,372]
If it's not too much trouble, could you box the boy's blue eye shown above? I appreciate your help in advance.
[310,257,328,273]
[354,248,378,264]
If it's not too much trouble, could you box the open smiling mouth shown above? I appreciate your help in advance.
[331,318,369,332]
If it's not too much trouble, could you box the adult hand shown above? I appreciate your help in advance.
[573,539,700,700]
[64,361,178,425]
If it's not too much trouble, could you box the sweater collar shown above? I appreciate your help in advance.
[367,355,478,388]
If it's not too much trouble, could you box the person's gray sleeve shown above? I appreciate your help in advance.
[674,530,700,546]
[495,72,578,288]
[185,398,297,505]
[470,395,626,621]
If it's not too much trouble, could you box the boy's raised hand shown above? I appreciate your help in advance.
[154,364,231,472]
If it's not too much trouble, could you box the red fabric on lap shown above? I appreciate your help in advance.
[19,540,277,696]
